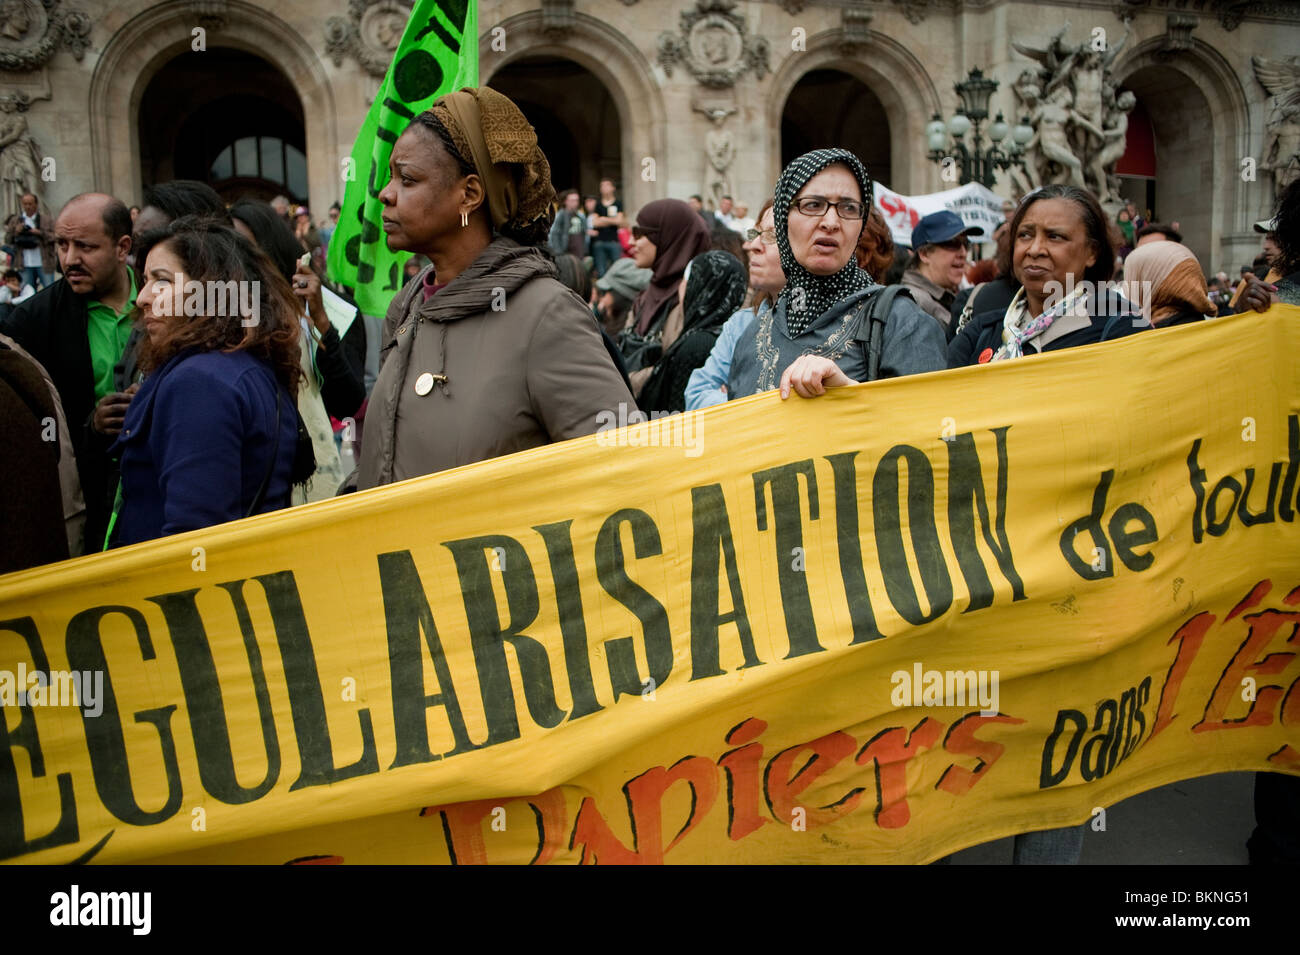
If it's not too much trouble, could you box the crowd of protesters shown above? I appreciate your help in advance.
[1,85,1296,865]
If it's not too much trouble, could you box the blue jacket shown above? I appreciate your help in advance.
[684,304,762,410]
[110,349,297,547]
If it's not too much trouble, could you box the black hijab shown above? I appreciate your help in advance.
[681,250,749,337]
[774,148,875,335]
[638,250,747,414]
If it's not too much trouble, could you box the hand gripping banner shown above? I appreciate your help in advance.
[1,307,1298,864]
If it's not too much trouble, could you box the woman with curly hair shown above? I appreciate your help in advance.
[357,87,632,487]
[107,217,308,546]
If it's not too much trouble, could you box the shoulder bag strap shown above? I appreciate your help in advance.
[956,282,987,333]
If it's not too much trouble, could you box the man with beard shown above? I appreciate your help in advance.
[0,193,134,553]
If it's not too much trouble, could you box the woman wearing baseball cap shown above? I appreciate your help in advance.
[900,209,983,339]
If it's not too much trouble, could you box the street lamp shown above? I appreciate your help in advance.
[926,68,1030,189]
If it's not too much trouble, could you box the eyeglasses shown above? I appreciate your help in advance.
[745,228,777,245]
[792,197,865,220]
[934,238,970,252]
[631,225,655,240]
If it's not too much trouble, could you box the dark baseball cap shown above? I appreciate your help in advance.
[912,210,984,247]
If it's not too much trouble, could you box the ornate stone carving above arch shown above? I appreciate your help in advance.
[1111,35,1254,269]
[88,0,338,207]
[480,10,667,214]
[656,0,769,90]
[325,0,412,79]
[0,0,92,72]
[766,28,941,194]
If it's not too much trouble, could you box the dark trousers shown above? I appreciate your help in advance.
[1248,772,1300,864]
[593,240,622,277]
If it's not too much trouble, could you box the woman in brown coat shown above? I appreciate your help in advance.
[356,88,633,488]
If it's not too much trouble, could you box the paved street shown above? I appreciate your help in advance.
[951,772,1256,864]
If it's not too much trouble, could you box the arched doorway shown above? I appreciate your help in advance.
[138,48,307,204]
[1116,65,1216,269]
[487,55,621,196]
[1112,40,1254,274]
[1114,98,1157,220]
[780,69,892,190]
[89,2,339,217]
[481,12,664,214]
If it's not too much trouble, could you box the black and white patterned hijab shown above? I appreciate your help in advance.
[774,148,875,335]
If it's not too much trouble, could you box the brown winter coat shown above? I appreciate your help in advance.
[357,238,634,488]
[0,340,69,573]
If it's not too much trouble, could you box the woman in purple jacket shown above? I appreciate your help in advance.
[108,217,306,547]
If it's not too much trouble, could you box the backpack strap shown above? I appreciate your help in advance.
[956,281,987,333]
[850,285,912,383]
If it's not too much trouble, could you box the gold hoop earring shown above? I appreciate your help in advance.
[460,211,469,228]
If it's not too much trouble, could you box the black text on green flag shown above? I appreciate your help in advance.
[328,0,478,315]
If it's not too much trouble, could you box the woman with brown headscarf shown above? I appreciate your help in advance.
[617,199,712,380]
[1121,241,1216,327]
[356,87,633,488]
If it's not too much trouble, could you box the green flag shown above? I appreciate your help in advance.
[327,0,477,316]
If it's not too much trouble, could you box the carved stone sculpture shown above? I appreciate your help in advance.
[0,0,91,71]
[1253,56,1300,201]
[657,0,769,89]
[1036,85,1088,189]
[0,94,45,219]
[1011,24,1133,205]
[326,0,413,79]
[1090,90,1137,205]
[1114,1,1293,34]
[695,103,736,206]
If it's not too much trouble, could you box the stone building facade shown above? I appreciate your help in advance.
[3,0,1298,273]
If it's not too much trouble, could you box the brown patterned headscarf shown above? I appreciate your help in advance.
[431,87,555,238]
[1122,241,1216,326]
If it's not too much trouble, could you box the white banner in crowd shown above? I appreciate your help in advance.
[874,182,1008,248]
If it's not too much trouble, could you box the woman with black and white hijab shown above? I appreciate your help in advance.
[727,148,947,400]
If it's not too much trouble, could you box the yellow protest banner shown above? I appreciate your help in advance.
[2,307,1297,865]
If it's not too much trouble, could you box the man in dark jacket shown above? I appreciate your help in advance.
[0,193,134,553]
